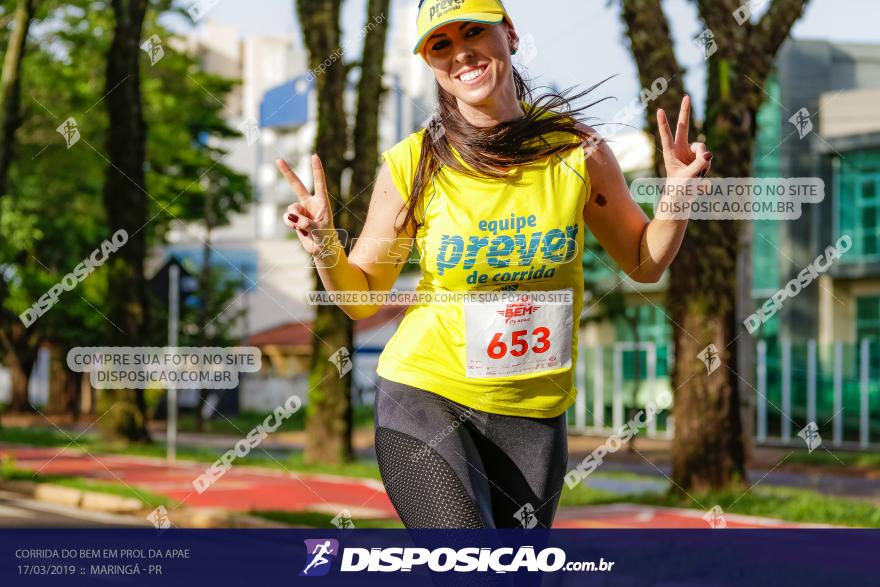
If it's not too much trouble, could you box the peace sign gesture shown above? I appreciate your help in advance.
[278,154,337,256]
[657,95,713,180]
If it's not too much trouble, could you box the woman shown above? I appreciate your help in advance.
[278,0,711,529]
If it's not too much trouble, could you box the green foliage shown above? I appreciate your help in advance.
[0,424,384,478]
[0,0,252,390]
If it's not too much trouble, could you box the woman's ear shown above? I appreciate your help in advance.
[507,27,520,54]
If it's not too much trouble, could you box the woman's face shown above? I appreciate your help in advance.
[422,20,518,108]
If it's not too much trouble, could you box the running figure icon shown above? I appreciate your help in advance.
[301,540,337,576]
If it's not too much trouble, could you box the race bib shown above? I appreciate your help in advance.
[464,289,573,378]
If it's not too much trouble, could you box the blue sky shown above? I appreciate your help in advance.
[176,0,878,124]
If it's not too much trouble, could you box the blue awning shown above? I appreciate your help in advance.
[260,75,312,129]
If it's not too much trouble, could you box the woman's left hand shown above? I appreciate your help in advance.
[657,95,712,180]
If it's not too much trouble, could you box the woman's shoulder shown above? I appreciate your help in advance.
[381,128,429,202]
[383,128,428,162]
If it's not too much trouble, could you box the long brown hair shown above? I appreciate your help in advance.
[396,67,613,237]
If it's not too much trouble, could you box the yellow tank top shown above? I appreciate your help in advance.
[375,125,590,418]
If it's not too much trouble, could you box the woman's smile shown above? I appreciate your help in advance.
[457,65,489,86]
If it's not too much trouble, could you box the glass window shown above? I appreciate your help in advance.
[857,296,880,340]
[751,72,781,292]
[165,247,258,293]
[856,296,880,378]
[837,150,880,261]
[613,303,671,345]
[863,179,876,200]
[753,220,780,293]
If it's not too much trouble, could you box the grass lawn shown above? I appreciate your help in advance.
[173,405,375,435]
[560,475,880,528]
[786,450,880,469]
[0,426,383,480]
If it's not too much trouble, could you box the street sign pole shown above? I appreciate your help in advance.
[167,264,179,463]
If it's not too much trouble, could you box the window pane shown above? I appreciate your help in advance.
[863,179,877,200]
[857,297,880,321]
[861,207,876,229]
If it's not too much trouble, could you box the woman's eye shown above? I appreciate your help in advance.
[465,26,484,37]
[431,39,450,51]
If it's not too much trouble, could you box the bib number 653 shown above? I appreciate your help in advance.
[487,327,551,359]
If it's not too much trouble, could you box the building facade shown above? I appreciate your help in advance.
[578,39,880,448]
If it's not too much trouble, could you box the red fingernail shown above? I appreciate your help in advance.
[288,213,299,222]
[703,152,712,161]
[299,229,308,236]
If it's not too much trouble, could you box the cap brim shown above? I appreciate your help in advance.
[413,12,505,55]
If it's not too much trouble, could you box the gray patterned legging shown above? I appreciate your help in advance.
[373,375,569,529]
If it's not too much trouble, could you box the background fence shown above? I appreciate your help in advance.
[569,339,880,450]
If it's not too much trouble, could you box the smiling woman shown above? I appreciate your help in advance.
[277,0,712,530]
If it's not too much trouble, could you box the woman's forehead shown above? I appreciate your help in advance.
[428,20,474,38]
[431,20,487,38]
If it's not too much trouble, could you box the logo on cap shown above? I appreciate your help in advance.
[429,0,465,22]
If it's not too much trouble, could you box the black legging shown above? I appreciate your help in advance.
[373,375,569,529]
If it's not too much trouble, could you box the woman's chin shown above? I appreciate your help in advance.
[456,84,497,108]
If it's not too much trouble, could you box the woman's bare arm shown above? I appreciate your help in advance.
[580,95,712,283]
[279,156,414,320]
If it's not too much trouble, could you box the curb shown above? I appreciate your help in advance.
[164,508,293,529]
[2,480,143,513]
[0,479,300,528]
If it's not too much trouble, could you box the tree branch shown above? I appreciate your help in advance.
[750,0,811,79]
[620,0,688,177]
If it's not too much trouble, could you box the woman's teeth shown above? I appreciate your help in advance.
[460,67,486,83]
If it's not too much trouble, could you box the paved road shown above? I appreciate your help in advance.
[575,460,880,504]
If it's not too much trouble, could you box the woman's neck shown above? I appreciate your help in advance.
[456,88,524,127]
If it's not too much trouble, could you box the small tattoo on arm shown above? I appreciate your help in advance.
[594,193,607,206]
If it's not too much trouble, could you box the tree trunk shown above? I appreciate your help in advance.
[6,350,34,413]
[348,0,390,220]
[100,0,151,443]
[620,0,808,491]
[297,0,354,464]
[1,322,38,413]
[296,0,391,464]
[47,343,78,417]
[620,0,688,179]
[0,0,38,428]
[0,0,36,198]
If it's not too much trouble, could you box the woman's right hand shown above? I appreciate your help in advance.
[277,154,337,256]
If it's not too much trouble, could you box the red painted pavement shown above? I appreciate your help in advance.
[0,446,397,519]
[1,446,824,528]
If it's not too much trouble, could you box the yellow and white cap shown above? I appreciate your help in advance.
[413,0,511,55]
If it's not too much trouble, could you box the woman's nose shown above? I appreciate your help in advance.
[455,44,475,63]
